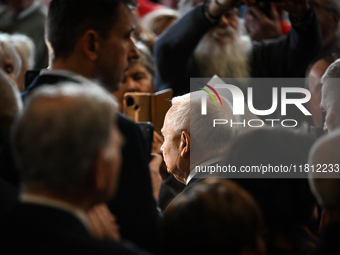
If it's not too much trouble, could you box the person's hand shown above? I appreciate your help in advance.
[274,0,309,18]
[88,204,121,242]
[149,153,163,201]
[245,5,281,41]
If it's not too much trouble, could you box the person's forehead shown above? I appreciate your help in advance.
[128,61,146,72]
[1,56,14,64]
[312,60,331,77]
[112,3,134,30]
[163,107,176,131]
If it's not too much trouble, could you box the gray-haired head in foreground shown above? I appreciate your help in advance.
[0,69,22,147]
[321,58,340,82]
[169,90,239,158]
[308,127,340,210]
[12,82,118,193]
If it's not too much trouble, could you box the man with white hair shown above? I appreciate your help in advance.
[0,82,137,254]
[320,59,340,132]
[161,91,238,191]
[308,128,340,255]
[154,0,322,96]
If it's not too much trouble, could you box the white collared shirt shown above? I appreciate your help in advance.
[186,157,222,185]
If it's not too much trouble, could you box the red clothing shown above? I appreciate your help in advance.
[137,0,163,17]
[280,20,291,35]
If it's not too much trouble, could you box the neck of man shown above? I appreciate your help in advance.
[51,57,95,80]
[24,186,95,212]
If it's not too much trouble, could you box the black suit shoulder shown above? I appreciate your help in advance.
[1,203,136,255]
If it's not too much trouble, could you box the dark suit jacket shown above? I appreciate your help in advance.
[163,177,204,212]
[182,177,204,193]
[0,203,136,255]
[21,73,160,252]
[308,222,340,255]
[0,178,18,219]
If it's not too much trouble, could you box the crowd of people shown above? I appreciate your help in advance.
[1,0,340,254]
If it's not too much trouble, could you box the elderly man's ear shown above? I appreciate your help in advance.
[180,130,190,158]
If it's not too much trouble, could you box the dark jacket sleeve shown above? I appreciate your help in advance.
[154,3,215,96]
[108,114,161,253]
[250,7,322,78]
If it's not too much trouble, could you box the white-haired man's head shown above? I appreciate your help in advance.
[161,90,239,184]
[320,59,340,132]
[308,128,340,224]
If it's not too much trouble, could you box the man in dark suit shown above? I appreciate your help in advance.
[1,83,136,254]
[308,128,340,255]
[21,0,160,251]
[160,91,238,197]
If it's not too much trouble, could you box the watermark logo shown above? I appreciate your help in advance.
[201,84,311,116]
[198,82,223,106]
[199,83,312,128]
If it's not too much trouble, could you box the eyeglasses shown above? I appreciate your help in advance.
[309,1,337,13]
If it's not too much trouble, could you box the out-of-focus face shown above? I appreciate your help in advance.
[96,3,140,92]
[1,56,16,83]
[160,107,186,184]
[307,59,330,127]
[309,0,340,43]
[113,60,154,112]
[209,9,239,44]
[320,80,340,132]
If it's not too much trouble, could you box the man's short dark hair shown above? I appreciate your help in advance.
[47,0,137,60]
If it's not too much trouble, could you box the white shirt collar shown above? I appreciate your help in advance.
[186,157,222,185]
[21,193,89,231]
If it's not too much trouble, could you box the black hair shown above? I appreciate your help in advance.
[47,0,137,60]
